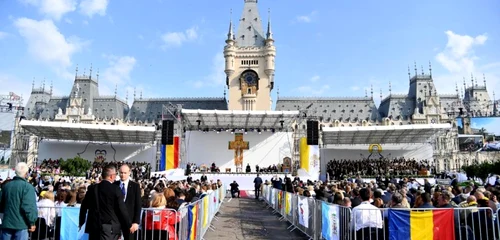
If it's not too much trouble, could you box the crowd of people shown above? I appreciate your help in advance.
[0,161,221,240]
[266,173,500,239]
[326,157,433,180]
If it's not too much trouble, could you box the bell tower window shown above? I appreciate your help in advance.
[247,88,252,94]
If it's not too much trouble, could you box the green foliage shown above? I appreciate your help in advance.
[59,156,91,177]
[462,161,500,185]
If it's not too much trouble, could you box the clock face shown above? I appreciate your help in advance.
[244,72,257,84]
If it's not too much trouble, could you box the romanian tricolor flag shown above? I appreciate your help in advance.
[388,209,455,240]
[187,204,198,240]
[159,136,180,171]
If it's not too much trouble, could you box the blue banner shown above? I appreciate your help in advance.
[321,202,339,240]
[159,144,166,171]
[61,207,88,240]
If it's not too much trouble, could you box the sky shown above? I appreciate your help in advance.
[0,0,499,108]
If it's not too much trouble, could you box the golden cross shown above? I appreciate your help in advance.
[228,133,249,168]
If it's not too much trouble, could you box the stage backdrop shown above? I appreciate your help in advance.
[184,131,293,171]
[319,143,434,178]
[38,140,156,167]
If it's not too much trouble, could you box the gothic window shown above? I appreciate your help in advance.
[247,88,252,94]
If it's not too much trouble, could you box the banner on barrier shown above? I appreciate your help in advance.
[321,202,340,240]
[388,209,455,240]
[285,192,291,215]
[298,197,309,228]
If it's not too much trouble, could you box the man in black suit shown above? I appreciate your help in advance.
[253,174,263,199]
[115,164,142,240]
[79,164,133,240]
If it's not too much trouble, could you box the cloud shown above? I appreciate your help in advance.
[295,84,331,96]
[0,31,8,39]
[20,0,77,21]
[101,55,137,85]
[79,0,109,17]
[434,31,499,95]
[14,18,86,78]
[190,52,225,88]
[296,11,318,23]
[309,75,320,82]
[161,26,199,49]
[436,30,487,74]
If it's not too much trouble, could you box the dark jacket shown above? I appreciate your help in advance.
[0,176,38,230]
[79,180,131,235]
[114,180,142,240]
[254,177,263,188]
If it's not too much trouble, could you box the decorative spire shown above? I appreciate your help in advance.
[365,88,368,97]
[140,91,143,100]
[89,63,93,79]
[370,85,374,99]
[414,61,417,77]
[114,84,117,97]
[50,80,53,95]
[223,85,226,99]
[471,73,474,87]
[266,8,273,40]
[475,77,478,86]
[32,77,35,90]
[408,65,411,81]
[421,65,424,75]
[429,61,432,77]
[42,78,45,91]
[483,73,487,87]
[455,82,459,96]
[463,77,467,89]
[75,64,78,78]
[133,87,136,100]
[227,9,234,41]
[277,86,280,99]
[380,88,383,100]
[83,67,86,77]
[389,81,392,95]
[96,69,100,83]
[126,90,129,103]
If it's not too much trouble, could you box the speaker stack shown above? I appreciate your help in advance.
[306,120,319,145]
[161,120,174,145]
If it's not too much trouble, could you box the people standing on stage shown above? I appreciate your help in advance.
[255,165,260,172]
[115,164,142,240]
[0,162,38,239]
[246,164,251,173]
[230,181,240,198]
[79,164,133,240]
[253,174,263,199]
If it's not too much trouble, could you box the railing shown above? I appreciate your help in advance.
[262,185,499,240]
[22,185,226,240]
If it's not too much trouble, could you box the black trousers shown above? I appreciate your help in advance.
[231,189,240,197]
[255,186,261,199]
[88,224,121,240]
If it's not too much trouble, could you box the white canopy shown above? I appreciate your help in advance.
[181,109,300,130]
[20,120,156,143]
[322,123,452,145]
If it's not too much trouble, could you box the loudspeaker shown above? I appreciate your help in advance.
[161,120,174,145]
[307,120,319,145]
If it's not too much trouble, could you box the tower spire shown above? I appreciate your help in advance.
[227,9,234,41]
[380,88,383,101]
[365,88,368,97]
[455,82,459,96]
[50,80,53,95]
[32,77,35,90]
[471,73,474,87]
[370,85,374,99]
[89,63,93,79]
[421,65,424,76]
[223,85,226,99]
[114,84,117,97]
[140,91,143,100]
[389,81,392,95]
[266,8,273,40]
[75,64,78,78]
[42,78,45,92]
[277,86,280,99]
[96,69,100,83]
[133,87,136,100]
[414,61,417,76]
[429,61,432,77]
[483,73,487,87]
[408,65,411,81]
[126,90,129,104]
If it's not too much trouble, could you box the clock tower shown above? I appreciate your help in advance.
[224,0,275,111]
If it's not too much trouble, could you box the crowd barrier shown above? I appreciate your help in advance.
[262,185,500,240]
[23,185,226,240]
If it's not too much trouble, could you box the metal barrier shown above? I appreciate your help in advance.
[262,185,500,240]
[21,185,226,240]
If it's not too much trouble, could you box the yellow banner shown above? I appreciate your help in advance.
[203,195,209,227]
[300,137,309,172]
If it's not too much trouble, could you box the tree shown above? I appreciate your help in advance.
[60,156,91,176]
